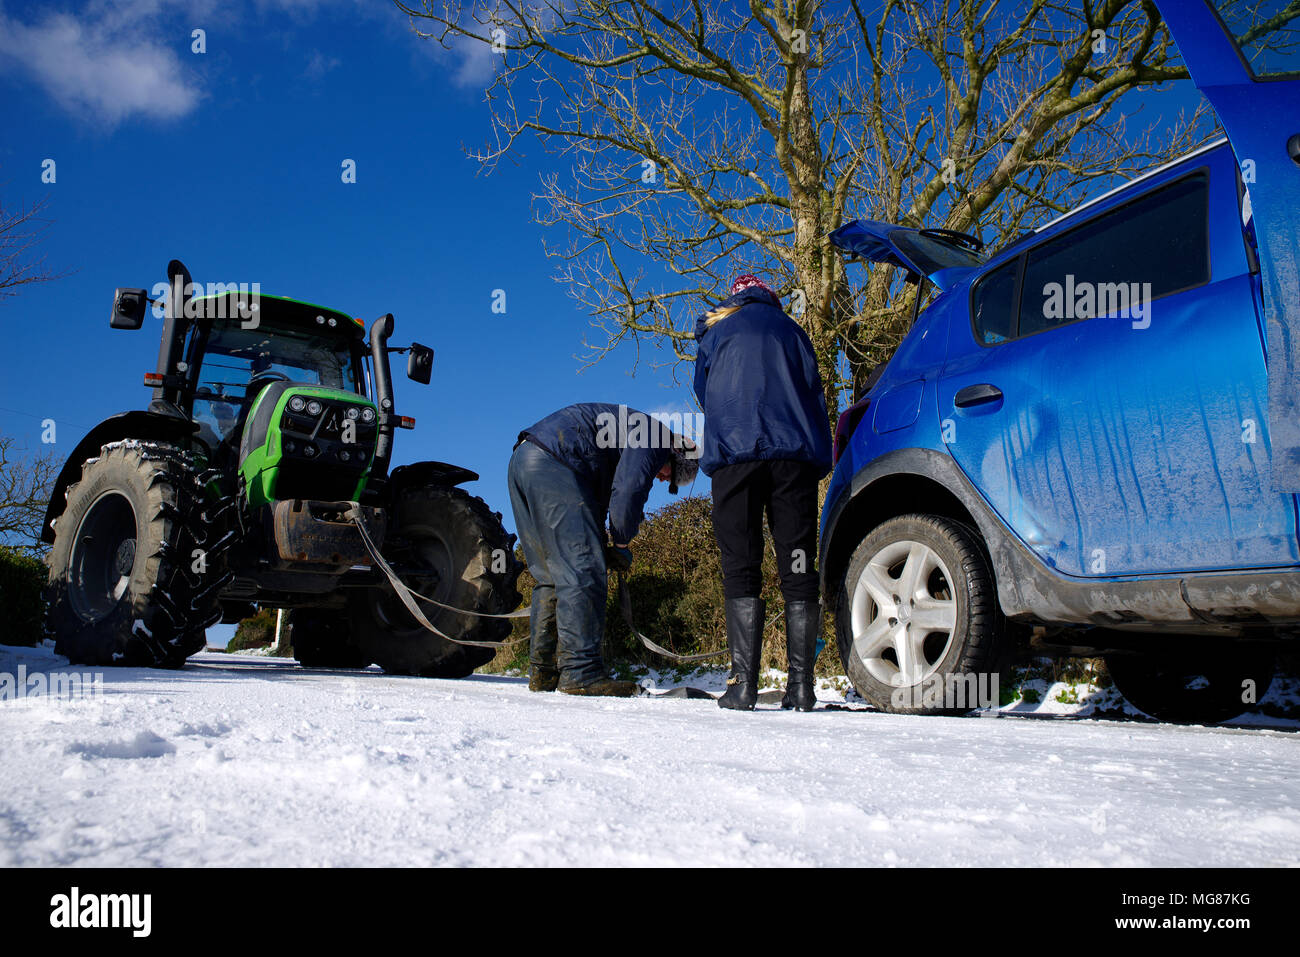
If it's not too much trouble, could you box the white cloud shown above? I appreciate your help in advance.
[0,3,202,127]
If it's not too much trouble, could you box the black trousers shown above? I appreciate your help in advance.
[711,460,821,602]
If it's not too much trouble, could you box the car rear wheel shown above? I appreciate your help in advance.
[835,514,1004,714]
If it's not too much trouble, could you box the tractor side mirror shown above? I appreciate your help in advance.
[407,343,434,385]
[110,288,148,330]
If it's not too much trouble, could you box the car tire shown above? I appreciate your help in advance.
[835,513,1003,714]
[1104,644,1275,725]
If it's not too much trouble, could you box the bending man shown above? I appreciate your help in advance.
[508,402,698,697]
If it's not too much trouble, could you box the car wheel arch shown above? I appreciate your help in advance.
[822,448,1002,612]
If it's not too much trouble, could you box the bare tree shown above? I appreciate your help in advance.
[0,437,62,553]
[0,193,59,301]
[396,0,1294,417]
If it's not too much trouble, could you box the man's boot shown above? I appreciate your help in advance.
[557,675,640,697]
[781,600,820,711]
[718,597,764,711]
[529,662,559,692]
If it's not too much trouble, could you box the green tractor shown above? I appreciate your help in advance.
[41,260,522,676]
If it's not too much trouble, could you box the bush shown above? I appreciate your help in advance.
[0,546,47,646]
[226,608,280,653]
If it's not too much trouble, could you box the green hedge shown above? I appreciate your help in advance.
[0,546,47,646]
[227,608,279,653]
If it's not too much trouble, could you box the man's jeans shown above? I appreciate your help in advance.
[507,441,608,685]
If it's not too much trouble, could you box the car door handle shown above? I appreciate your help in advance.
[954,383,1003,408]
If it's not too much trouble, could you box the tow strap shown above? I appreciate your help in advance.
[349,504,529,648]
[616,571,727,664]
[347,503,726,665]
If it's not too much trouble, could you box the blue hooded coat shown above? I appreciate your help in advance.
[693,287,832,477]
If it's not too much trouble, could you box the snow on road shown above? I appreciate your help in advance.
[3,645,1298,867]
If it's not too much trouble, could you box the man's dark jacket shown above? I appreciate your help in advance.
[519,402,674,545]
[693,287,832,477]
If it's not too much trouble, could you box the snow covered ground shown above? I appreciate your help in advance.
[2,643,1298,867]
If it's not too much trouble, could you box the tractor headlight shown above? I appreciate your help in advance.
[288,396,306,413]
[360,407,376,423]
[345,407,359,420]
[306,400,323,416]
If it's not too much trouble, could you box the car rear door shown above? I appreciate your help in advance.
[1155,0,1300,489]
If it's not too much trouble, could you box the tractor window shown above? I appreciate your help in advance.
[192,323,359,444]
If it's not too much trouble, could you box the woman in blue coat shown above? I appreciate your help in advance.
[694,275,832,711]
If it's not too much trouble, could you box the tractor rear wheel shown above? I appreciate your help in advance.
[351,485,522,678]
[44,441,233,668]
[1105,643,1275,725]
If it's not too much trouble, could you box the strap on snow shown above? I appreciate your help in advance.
[348,504,528,648]
[618,571,727,664]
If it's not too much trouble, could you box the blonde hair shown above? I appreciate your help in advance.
[703,303,742,328]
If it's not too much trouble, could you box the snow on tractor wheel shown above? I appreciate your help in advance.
[351,484,522,679]
[44,441,233,668]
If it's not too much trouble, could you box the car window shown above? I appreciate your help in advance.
[972,258,1019,345]
[1018,173,1209,338]
[891,230,985,274]
[1211,0,1300,79]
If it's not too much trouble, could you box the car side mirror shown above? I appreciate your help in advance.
[110,288,148,329]
[407,343,434,385]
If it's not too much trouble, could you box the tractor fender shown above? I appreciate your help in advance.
[387,461,479,498]
[41,411,201,544]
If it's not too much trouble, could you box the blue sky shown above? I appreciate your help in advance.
[0,1,1209,644]
[0,1,708,522]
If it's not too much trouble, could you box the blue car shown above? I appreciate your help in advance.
[819,0,1300,724]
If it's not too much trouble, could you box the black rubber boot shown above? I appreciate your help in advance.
[558,676,640,697]
[781,600,820,712]
[718,597,764,711]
